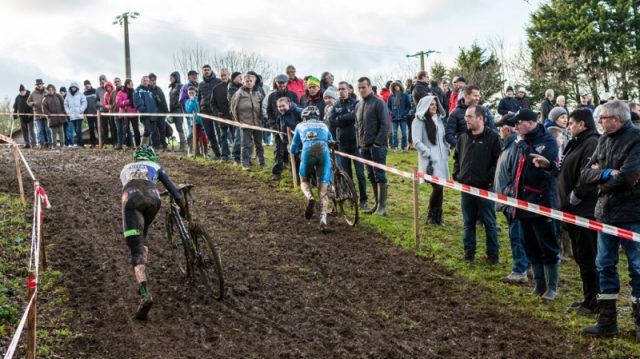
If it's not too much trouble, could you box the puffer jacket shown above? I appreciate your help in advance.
[287,77,305,100]
[266,89,298,129]
[513,124,559,219]
[64,84,87,120]
[498,96,520,115]
[328,96,358,146]
[580,122,640,224]
[412,80,432,106]
[445,97,496,147]
[83,88,98,115]
[198,74,221,113]
[557,128,599,217]
[116,89,137,114]
[230,86,264,126]
[27,88,46,116]
[169,71,182,112]
[134,85,158,114]
[354,93,389,148]
[42,93,66,127]
[103,82,116,113]
[387,91,411,121]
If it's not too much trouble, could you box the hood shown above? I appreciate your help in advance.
[104,81,115,92]
[390,82,405,93]
[415,95,445,120]
[170,71,181,86]
[69,82,80,92]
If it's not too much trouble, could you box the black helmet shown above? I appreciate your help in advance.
[301,106,320,120]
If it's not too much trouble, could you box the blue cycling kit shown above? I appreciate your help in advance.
[290,119,334,184]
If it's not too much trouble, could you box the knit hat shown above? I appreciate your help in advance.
[517,87,526,93]
[323,87,338,100]
[59,86,67,93]
[548,106,567,122]
[306,76,320,88]
[231,72,242,81]
[506,85,514,93]
[19,84,25,92]
[35,79,44,86]
[99,74,107,81]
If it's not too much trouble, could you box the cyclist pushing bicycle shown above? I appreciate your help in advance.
[290,106,334,230]
[120,144,186,320]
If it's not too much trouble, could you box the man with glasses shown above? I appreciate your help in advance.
[355,77,389,216]
[329,81,368,209]
[267,74,299,180]
[285,64,305,100]
[453,105,501,264]
[579,101,640,339]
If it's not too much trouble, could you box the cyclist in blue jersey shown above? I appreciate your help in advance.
[290,106,334,230]
[120,145,185,320]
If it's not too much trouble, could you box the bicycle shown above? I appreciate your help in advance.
[161,183,224,300]
[326,141,359,226]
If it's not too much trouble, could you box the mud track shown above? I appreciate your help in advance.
[0,149,586,358]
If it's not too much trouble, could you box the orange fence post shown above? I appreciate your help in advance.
[412,167,420,249]
[12,145,26,205]
[96,112,103,149]
[26,271,37,359]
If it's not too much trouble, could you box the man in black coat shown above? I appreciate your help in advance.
[148,73,169,151]
[13,84,35,147]
[267,74,299,180]
[198,64,222,159]
[411,71,432,106]
[453,105,501,264]
[556,108,600,315]
[210,69,233,160]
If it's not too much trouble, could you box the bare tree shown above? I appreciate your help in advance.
[172,43,213,80]
[211,50,276,84]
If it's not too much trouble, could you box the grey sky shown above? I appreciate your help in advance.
[0,0,540,104]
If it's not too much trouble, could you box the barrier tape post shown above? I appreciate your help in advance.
[12,144,26,205]
[26,271,37,359]
[412,167,420,249]
[287,130,299,188]
[192,113,197,159]
[97,111,103,149]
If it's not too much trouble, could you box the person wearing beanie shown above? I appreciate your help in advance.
[322,87,338,130]
[387,82,411,152]
[553,108,601,315]
[14,84,36,148]
[498,85,520,116]
[545,106,569,156]
[266,73,299,180]
[515,87,531,109]
[301,76,325,120]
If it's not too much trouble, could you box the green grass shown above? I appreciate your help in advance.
[184,143,640,357]
[0,193,78,357]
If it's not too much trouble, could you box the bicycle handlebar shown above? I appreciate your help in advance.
[159,183,194,197]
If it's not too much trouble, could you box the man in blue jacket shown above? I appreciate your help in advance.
[498,86,520,116]
[135,76,159,146]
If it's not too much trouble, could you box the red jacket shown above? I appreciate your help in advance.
[380,88,391,103]
[116,90,137,114]
[287,78,306,100]
[103,82,115,112]
[449,90,459,113]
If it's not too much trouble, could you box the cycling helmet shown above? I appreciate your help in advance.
[133,145,157,162]
[301,105,320,120]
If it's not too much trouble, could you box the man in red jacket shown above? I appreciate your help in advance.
[286,64,306,100]
[449,76,466,113]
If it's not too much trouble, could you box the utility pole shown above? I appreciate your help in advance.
[113,12,140,79]
[405,50,440,72]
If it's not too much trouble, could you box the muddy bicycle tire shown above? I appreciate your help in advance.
[189,223,224,300]
[335,170,359,226]
[165,210,190,276]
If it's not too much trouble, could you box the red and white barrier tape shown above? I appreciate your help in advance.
[3,293,36,359]
[198,113,283,135]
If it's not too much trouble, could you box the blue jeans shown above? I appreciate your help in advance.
[340,144,367,203]
[461,192,499,257]
[64,120,74,146]
[597,223,640,297]
[73,119,84,146]
[36,118,51,144]
[219,125,232,159]
[115,118,127,147]
[391,120,408,149]
[503,212,527,273]
[232,127,241,163]
[519,217,559,265]
[360,146,387,184]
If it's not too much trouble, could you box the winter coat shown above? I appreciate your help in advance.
[453,126,501,189]
[494,133,519,213]
[387,91,412,121]
[179,80,198,109]
[355,93,389,148]
[287,77,305,100]
[64,85,87,121]
[448,90,460,114]
[412,96,450,180]
[109,86,121,114]
[513,124,559,219]
[445,98,496,147]
[134,85,158,114]
[278,104,303,134]
[380,88,391,103]
[301,91,326,120]
[412,80,432,106]
[442,90,452,115]
[42,93,67,127]
[103,82,115,113]
[498,96,520,115]
[210,81,231,125]
[541,98,554,120]
[580,122,640,224]
[27,88,46,116]
[13,91,32,120]
[96,86,107,111]
[169,72,182,112]
[198,74,221,113]
[149,85,169,114]
[185,96,202,125]
[515,96,531,109]
[328,96,358,146]
[230,86,264,127]
[557,128,599,218]
[116,89,137,114]
[266,89,299,129]
[83,88,98,115]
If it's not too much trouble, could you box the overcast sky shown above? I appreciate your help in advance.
[0,0,541,104]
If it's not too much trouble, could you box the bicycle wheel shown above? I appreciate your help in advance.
[190,223,224,300]
[165,209,190,276]
[335,170,359,226]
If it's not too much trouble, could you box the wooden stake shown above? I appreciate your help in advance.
[287,130,299,188]
[12,145,26,205]
[97,112,103,149]
[192,114,197,158]
[412,167,420,249]
[26,270,37,359]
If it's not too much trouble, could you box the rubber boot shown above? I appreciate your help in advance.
[434,208,445,227]
[633,297,640,341]
[542,263,560,301]
[530,263,546,296]
[364,182,378,214]
[178,132,186,152]
[582,297,618,336]
[374,183,388,216]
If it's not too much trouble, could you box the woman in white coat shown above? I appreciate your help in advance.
[411,95,450,226]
